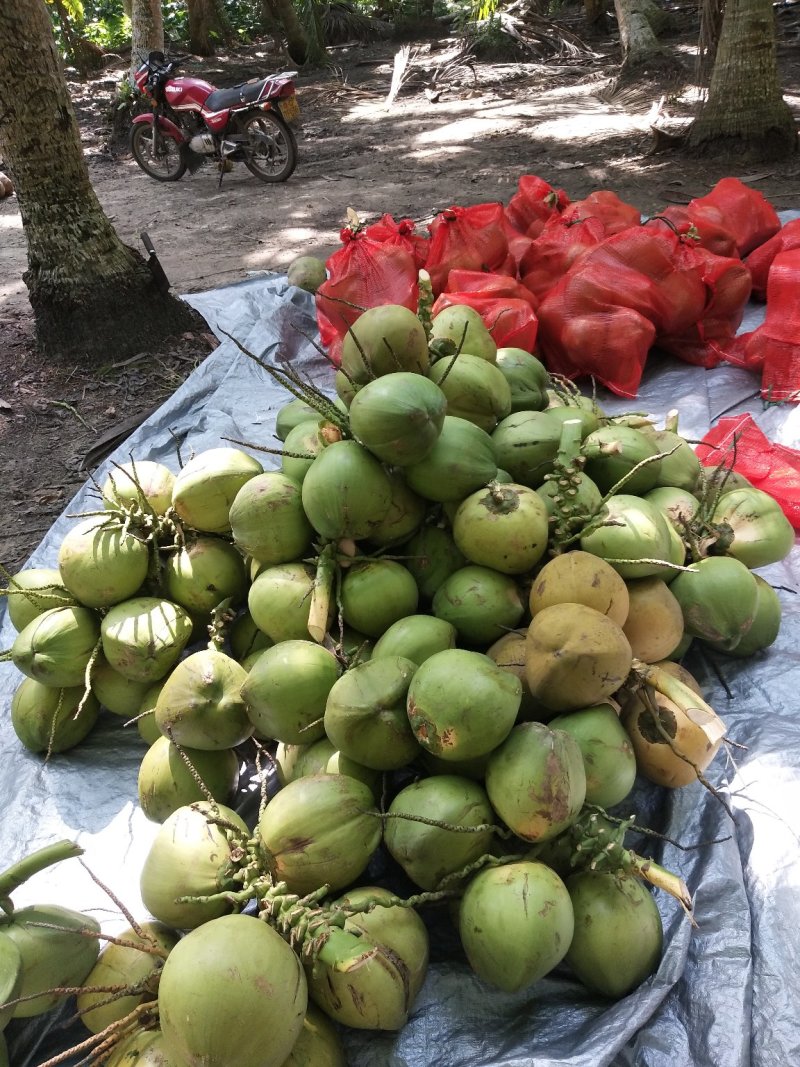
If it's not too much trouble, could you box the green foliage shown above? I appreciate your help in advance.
[84,11,131,49]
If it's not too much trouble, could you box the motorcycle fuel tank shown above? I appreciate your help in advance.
[163,77,216,111]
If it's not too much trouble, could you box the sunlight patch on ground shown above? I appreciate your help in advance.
[0,212,21,230]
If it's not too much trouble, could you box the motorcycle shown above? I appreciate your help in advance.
[130,51,300,184]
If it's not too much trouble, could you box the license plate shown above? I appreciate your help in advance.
[278,95,301,123]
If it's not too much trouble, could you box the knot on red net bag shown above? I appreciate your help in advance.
[504,174,570,239]
[363,214,430,270]
[697,413,800,529]
[426,202,512,295]
[560,190,641,236]
[315,231,419,366]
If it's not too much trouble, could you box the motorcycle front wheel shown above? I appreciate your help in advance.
[238,112,297,183]
[130,123,187,182]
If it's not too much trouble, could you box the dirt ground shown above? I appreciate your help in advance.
[2,10,800,574]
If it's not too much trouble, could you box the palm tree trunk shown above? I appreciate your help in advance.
[130,0,165,82]
[0,0,200,361]
[271,0,309,65]
[688,0,797,159]
[187,0,216,56]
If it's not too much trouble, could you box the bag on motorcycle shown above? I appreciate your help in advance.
[425,203,512,295]
[504,174,570,238]
[315,227,419,365]
[433,271,539,351]
[363,214,430,269]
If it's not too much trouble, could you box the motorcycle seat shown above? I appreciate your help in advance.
[204,78,274,113]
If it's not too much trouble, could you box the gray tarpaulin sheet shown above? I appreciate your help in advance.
[2,217,800,1065]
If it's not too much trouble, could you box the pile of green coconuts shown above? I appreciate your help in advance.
[0,286,796,1067]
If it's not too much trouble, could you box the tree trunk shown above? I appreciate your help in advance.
[583,0,609,36]
[613,0,665,67]
[0,0,200,361]
[187,0,216,56]
[130,0,164,82]
[271,0,308,65]
[688,0,797,159]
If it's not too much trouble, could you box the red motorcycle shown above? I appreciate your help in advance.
[130,51,300,184]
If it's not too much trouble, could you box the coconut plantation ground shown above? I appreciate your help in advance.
[2,16,800,573]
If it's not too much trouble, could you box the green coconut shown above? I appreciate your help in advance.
[275,398,325,441]
[366,471,427,548]
[171,447,263,534]
[668,555,759,651]
[384,775,496,890]
[581,425,663,495]
[341,304,430,383]
[4,904,100,1018]
[140,801,250,929]
[324,656,420,770]
[430,304,497,362]
[340,559,420,638]
[3,567,76,632]
[10,677,99,753]
[280,419,327,484]
[229,471,314,566]
[485,722,586,841]
[257,774,382,895]
[242,639,340,744]
[372,614,457,666]
[429,352,512,432]
[724,574,782,657]
[432,565,525,647]
[77,921,180,1035]
[101,458,176,515]
[248,562,318,644]
[154,649,252,750]
[402,524,466,600]
[349,372,447,465]
[138,736,240,822]
[407,648,521,761]
[459,861,574,991]
[302,439,393,540]
[89,654,152,717]
[453,482,549,575]
[579,495,675,580]
[403,416,498,503]
[282,1003,347,1067]
[711,486,796,569]
[160,535,248,616]
[100,597,194,683]
[158,914,307,1067]
[490,409,563,488]
[548,704,637,808]
[12,605,100,688]
[287,254,327,292]
[494,347,550,412]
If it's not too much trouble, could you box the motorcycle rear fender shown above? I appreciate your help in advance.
[131,112,187,143]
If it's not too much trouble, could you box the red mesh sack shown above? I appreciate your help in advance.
[656,243,752,368]
[315,228,419,365]
[363,214,430,270]
[536,290,656,398]
[519,215,606,304]
[432,290,539,352]
[685,178,780,257]
[734,249,800,401]
[501,214,534,270]
[562,190,641,236]
[505,175,570,239]
[649,207,739,259]
[426,203,511,295]
[697,413,800,529]
[744,218,800,301]
[444,269,539,310]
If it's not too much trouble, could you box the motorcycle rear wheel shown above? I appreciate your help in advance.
[130,123,187,182]
[238,112,297,183]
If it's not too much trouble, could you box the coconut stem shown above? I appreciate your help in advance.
[630,856,695,921]
[308,543,338,644]
[418,270,434,339]
[631,659,726,735]
[0,840,83,913]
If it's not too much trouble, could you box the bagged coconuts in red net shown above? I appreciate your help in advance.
[677,178,781,258]
[519,215,607,304]
[744,218,800,301]
[697,414,800,529]
[316,227,419,365]
[649,207,739,259]
[560,190,641,236]
[433,271,539,351]
[505,174,570,239]
[426,203,513,295]
[724,248,800,400]
[363,213,430,270]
